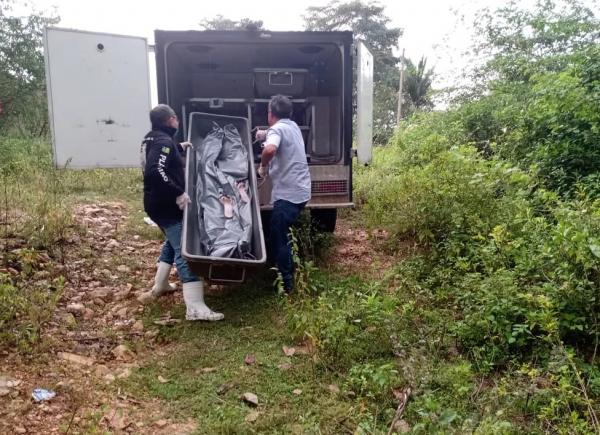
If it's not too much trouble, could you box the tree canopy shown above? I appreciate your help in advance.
[460,0,600,195]
[402,56,435,114]
[199,15,265,31]
[0,0,59,134]
[304,0,404,143]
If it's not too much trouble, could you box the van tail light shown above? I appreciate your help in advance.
[311,180,348,195]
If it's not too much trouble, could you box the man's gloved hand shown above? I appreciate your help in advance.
[255,129,267,142]
[179,141,193,151]
[176,192,191,210]
[257,165,267,179]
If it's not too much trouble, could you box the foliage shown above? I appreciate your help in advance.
[0,134,141,351]
[472,0,599,86]
[454,0,600,197]
[304,0,403,143]
[356,136,600,429]
[358,115,600,360]
[402,56,435,115]
[198,15,265,31]
[0,1,59,135]
[345,362,398,404]
[0,256,64,352]
[285,276,398,370]
[349,1,600,431]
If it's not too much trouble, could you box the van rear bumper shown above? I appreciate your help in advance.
[260,201,354,211]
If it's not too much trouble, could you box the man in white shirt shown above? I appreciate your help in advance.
[256,95,311,293]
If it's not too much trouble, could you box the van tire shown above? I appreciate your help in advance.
[310,209,337,233]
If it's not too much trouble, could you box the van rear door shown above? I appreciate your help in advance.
[44,27,152,168]
[356,40,373,165]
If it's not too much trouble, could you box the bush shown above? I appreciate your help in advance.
[0,134,141,352]
[357,144,531,246]
[0,135,141,250]
[443,194,600,369]
[345,362,399,404]
[514,52,600,197]
[353,107,599,429]
[284,276,399,371]
[0,264,64,352]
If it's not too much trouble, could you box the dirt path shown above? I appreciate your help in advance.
[0,202,397,434]
[1,202,194,433]
[329,219,398,279]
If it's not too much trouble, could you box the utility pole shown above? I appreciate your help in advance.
[396,48,405,124]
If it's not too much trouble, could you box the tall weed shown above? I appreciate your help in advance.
[354,112,600,430]
[0,134,140,351]
[0,135,141,250]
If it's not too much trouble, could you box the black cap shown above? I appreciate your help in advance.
[150,104,176,129]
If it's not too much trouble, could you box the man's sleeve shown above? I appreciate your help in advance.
[266,128,282,148]
[140,141,147,174]
[144,141,184,197]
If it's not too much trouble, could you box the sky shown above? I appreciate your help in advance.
[21,0,600,92]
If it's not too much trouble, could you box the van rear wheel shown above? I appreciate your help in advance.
[310,209,337,233]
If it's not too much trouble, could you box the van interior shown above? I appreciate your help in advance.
[164,42,344,164]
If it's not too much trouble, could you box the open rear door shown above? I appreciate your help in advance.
[356,41,373,165]
[44,27,151,168]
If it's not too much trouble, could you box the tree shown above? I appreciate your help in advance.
[472,0,599,89]
[199,15,265,31]
[401,56,435,117]
[457,0,600,196]
[0,0,59,135]
[304,0,402,144]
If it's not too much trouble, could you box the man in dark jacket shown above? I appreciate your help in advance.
[137,104,223,321]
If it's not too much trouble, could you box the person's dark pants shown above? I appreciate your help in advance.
[270,199,306,292]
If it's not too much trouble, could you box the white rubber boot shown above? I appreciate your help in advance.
[183,280,224,321]
[137,262,177,304]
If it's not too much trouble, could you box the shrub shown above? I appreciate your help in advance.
[284,277,399,371]
[345,362,399,404]
[0,268,63,352]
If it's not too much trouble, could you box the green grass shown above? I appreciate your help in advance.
[118,259,550,434]
[123,280,365,434]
